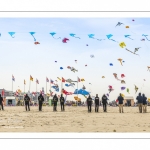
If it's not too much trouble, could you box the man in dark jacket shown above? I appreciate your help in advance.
[87,95,92,112]
[38,94,44,111]
[0,94,4,111]
[24,94,30,111]
[142,94,147,113]
[117,93,124,113]
[60,94,65,111]
[53,94,58,111]
[136,93,143,113]
[95,94,99,112]
[102,94,108,112]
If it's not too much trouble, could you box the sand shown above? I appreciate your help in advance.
[0,106,149,132]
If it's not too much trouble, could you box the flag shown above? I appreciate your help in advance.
[24,80,26,85]
[57,77,61,81]
[50,79,54,84]
[62,77,65,82]
[12,75,15,81]
[46,77,49,82]
[77,77,80,82]
[1,89,4,96]
[30,75,33,81]
[36,79,39,84]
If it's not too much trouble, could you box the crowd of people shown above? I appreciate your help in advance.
[0,93,148,113]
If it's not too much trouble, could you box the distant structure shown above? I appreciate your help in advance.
[123,96,135,106]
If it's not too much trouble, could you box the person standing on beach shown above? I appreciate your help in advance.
[24,94,30,111]
[102,94,108,112]
[142,94,147,113]
[117,93,124,113]
[60,94,65,111]
[87,95,92,112]
[136,93,143,113]
[53,94,58,111]
[95,94,99,112]
[0,94,4,111]
[38,93,44,111]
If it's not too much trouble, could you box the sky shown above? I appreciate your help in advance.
[0,18,150,101]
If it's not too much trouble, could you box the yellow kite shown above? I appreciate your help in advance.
[119,42,126,48]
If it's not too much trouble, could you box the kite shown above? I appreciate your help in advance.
[74,89,90,95]
[65,83,75,87]
[67,66,71,69]
[50,32,61,39]
[8,32,15,38]
[134,85,138,93]
[106,34,117,42]
[119,42,126,48]
[147,66,150,71]
[106,93,109,97]
[123,61,125,63]
[55,61,57,63]
[88,34,105,41]
[124,35,133,40]
[70,33,80,39]
[34,42,40,45]
[62,89,73,95]
[142,34,150,41]
[144,79,146,81]
[132,19,135,21]
[89,83,92,85]
[121,87,126,90]
[108,86,114,93]
[52,86,59,92]
[141,39,145,41]
[118,58,123,66]
[121,93,125,97]
[86,44,88,46]
[127,88,130,94]
[90,55,94,58]
[109,63,113,66]
[85,64,87,67]
[74,96,81,101]
[121,74,125,78]
[29,32,36,41]
[115,22,124,27]
[65,79,75,83]
[57,77,61,81]
[134,47,141,53]
[62,38,69,43]
[113,73,121,81]
[81,78,85,82]
[125,48,139,55]
[60,67,63,70]
[82,85,86,90]
[102,76,105,78]
[125,26,129,28]
[75,60,77,63]
[121,80,126,84]
[71,67,78,73]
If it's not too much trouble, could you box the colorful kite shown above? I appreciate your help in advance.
[60,67,63,70]
[121,87,126,90]
[70,33,80,39]
[124,35,133,40]
[29,32,36,41]
[127,88,130,94]
[134,85,138,93]
[113,73,121,81]
[118,58,123,66]
[125,26,129,28]
[109,63,113,66]
[88,34,105,41]
[52,86,59,92]
[121,74,125,78]
[74,89,90,95]
[8,32,15,38]
[108,86,114,93]
[115,22,124,27]
[50,32,61,39]
[62,38,69,43]
[119,42,126,48]
[106,34,117,42]
[121,80,126,84]
[81,78,85,82]
[34,42,40,45]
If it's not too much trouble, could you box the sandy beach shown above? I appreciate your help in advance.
[0,106,149,132]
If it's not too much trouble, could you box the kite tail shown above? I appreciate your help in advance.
[53,36,61,39]
[75,37,80,39]
[145,36,150,41]
[31,35,36,41]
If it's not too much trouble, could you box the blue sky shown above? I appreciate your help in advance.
[0,18,150,101]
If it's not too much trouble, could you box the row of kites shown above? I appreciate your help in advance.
[2,32,150,43]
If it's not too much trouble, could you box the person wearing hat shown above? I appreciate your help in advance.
[60,94,65,111]
[38,93,44,111]
[0,94,4,111]
[136,93,143,113]
[24,94,30,111]
[95,94,100,112]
